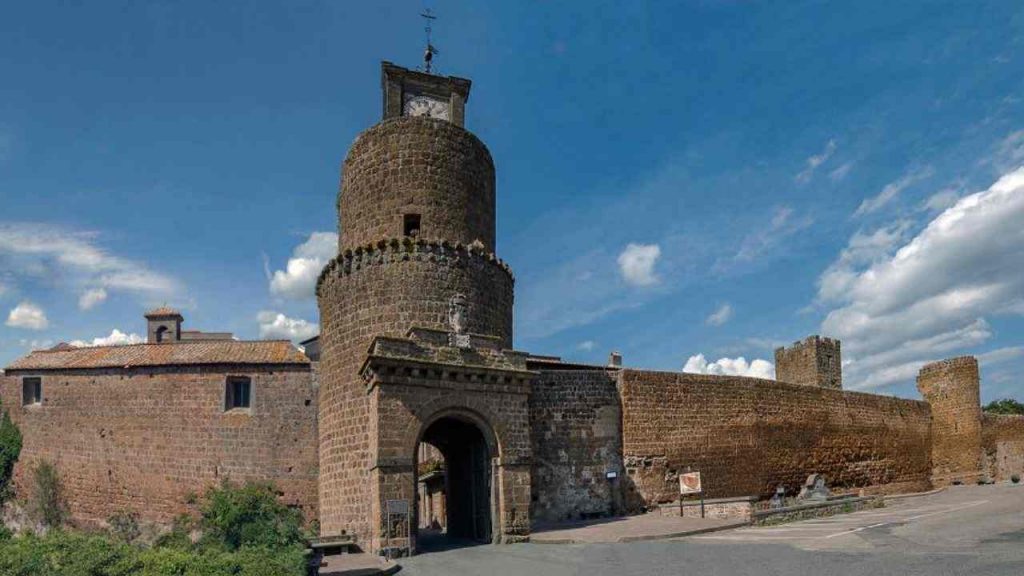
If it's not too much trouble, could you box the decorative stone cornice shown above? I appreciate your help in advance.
[316,237,514,297]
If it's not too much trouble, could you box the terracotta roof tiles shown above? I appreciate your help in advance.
[5,340,308,371]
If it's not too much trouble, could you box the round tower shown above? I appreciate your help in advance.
[916,356,983,485]
[316,62,514,542]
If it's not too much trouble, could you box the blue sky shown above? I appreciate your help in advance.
[1,1,1023,402]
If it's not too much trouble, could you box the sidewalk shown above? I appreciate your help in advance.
[317,552,400,576]
[530,513,746,544]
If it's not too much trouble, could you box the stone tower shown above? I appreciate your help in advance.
[917,356,983,485]
[774,335,842,389]
[317,62,529,553]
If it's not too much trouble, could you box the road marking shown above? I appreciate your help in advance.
[821,501,989,539]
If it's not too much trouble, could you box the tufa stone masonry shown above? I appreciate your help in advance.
[4,60,1023,555]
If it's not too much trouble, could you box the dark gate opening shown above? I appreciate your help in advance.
[416,416,492,552]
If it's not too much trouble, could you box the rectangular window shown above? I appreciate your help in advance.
[403,214,421,237]
[22,377,41,406]
[225,376,252,410]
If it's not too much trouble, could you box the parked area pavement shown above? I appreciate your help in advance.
[531,513,743,544]
[398,484,1024,576]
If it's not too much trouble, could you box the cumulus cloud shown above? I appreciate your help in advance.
[78,287,108,310]
[70,329,144,347]
[795,139,837,184]
[820,167,1024,390]
[683,353,775,380]
[617,243,661,287]
[853,166,934,217]
[257,311,318,342]
[705,303,733,326]
[6,301,48,330]
[0,223,180,302]
[268,232,337,300]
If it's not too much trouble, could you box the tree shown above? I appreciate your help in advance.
[0,401,23,503]
[983,398,1024,415]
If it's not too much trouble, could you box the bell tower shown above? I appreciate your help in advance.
[316,61,526,553]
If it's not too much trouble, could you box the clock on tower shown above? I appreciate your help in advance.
[381,61,471,127]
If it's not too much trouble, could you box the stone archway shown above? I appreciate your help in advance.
[414,411,498,550]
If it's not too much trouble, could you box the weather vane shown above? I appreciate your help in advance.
[421,8,439,74]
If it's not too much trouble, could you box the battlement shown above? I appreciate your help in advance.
[774,335,842,389]
[918,356,978,377]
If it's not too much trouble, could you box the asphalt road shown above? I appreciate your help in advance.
[399,484,1024,576]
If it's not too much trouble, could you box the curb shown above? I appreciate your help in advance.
[530,521,750,545]
[882,487,947,501]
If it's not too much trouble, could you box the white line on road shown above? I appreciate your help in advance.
[821,500,989,539]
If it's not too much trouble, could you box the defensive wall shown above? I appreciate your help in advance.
[528,369,623,524]
[0,363,319,527]
[617,369,934,505]
[982,413,1024,482]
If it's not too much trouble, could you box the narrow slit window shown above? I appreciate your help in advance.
[225,376,252,410]
[403,214,421,237]
[22,377,41,406]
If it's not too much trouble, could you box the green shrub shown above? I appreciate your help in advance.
[0,531,307,576]
[197,481,303,551]
[108,510,141,544]
[0,402,23,503]
[983,398,1024,415]
[29,460,66,528]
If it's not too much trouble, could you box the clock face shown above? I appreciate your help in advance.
[403,93,450,120]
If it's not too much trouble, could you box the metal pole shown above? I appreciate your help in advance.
[700,492,705,519]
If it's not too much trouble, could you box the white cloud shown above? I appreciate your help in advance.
[853,166,934,217]
[269,232,337,300]
[19,338,53,350]
[829,161,854,182]
[705,303,733,326]
[78,287,108,310]
[617,243,661,287]
[978,346,1024,367]
[70,329,144,347]
[820,167,1024,390]
[726,207,813,267]
[683,353,775,380]
[997,130,1024,170]
[577,340,596,352]
[257,311,318,342]
[795,139,837,184]
[0,223,180,302]
[6,301,48,330]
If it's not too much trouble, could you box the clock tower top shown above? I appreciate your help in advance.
[381,61,472,127]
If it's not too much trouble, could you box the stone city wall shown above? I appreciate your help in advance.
[0,365,319,527]
[982,413,1024,482]
[618,369,933,506]
[529,369,622,524]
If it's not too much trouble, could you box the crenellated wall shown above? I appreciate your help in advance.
[618,369,933,506]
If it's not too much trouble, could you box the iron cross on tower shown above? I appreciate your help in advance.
[421,8,439,73]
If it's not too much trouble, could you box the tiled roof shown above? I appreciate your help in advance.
[145,306,182,317]
[5,340,309,371]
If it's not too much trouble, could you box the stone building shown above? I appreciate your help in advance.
[4,60,1024,556]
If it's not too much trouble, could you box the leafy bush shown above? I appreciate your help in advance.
[0,530,307,576]
[197,481,303,551]
[0,401,23,503]
[29,460,66,528]
[107,510,141,543]
[983,398,1024,415]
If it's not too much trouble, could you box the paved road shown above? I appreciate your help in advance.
[399,484,1024,575]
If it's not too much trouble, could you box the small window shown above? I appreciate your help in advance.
[22,377,42,406]
[225,376,252,410]
[155,326,168,343]
[403,214,421,237]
